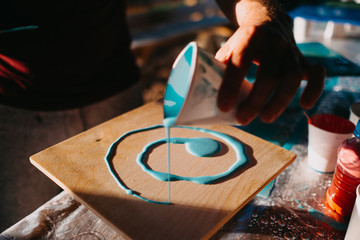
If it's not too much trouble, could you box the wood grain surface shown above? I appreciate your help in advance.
[30,100,296,240]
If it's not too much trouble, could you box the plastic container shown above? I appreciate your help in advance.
[345,185,360,240]
[163,41,252,126]
[326,120,360,218]
[307,114,355,173]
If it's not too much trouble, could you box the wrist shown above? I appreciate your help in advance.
[235,0,294,41]
[234,0,282,27]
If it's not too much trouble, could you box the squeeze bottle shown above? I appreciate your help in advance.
[326,120,360,218]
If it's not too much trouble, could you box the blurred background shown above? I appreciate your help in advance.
[126,0,231,103]
[125,0,360,106]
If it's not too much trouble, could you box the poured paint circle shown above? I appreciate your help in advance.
[104,124,249,204]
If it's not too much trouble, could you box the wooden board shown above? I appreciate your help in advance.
[30,100,296,240]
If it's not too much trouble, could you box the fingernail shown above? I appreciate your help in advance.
[215,50,225,62]
[261,114,275,123]
[218,101,230,112]
[236,114,251,125]
[218,96,236,112]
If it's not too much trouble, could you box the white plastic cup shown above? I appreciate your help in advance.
[163,41,252,125]
[345,185,360,240]
[307,114,355,173]
[350,102,360,126]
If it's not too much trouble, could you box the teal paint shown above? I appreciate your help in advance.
[295,199,348,231]
[105,123,249,205]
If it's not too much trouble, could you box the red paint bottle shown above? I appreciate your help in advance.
[326,120,360,218]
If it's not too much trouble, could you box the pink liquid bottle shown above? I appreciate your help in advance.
[326,120,360,219]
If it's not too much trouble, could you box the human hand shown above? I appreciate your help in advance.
[215,3,325,125]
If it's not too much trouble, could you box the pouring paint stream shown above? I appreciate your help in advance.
[163,117,175,203]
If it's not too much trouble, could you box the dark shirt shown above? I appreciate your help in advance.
[0,0,139,110]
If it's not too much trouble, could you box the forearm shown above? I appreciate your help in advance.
[216,0,283,27]
[216,0,294,49]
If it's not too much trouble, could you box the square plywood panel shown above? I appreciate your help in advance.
[30,100,296,240]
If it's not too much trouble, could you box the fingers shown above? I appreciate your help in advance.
[215,26,256,63]
[235,64,279,124]
[215,42,232,63]
[260,70,302,122]
[215,24,325,125]
[300,63,325,109]
[217,61,243,111]
[239,60,324,124]
[216,28,255,112]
